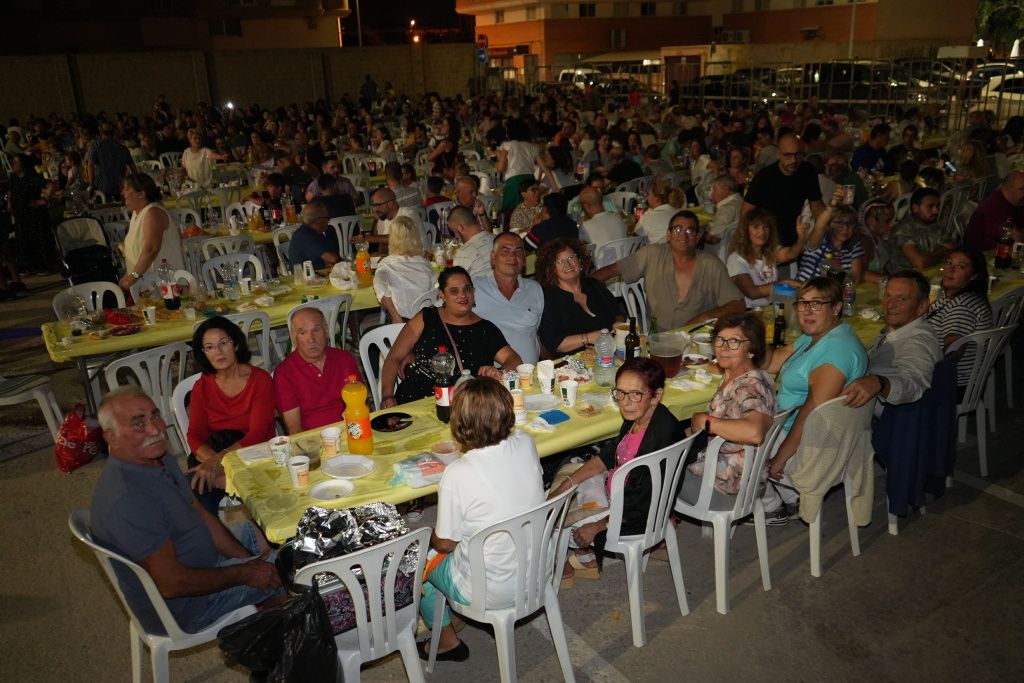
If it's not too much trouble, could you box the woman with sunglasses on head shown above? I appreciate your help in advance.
[186,316,275,514]
[379,266,523,409]
[536,238,622,355]
[682,313,777,496]
[796,187,866,283]
[548,358,683,585]
[761,277,867,519]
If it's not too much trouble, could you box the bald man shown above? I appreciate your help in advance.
[367,187,422,246]
[578,186,626,251]
[965,170,1024,251]
[742,133,825,249]
[272,307,361,433]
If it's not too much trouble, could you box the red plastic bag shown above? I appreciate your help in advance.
[55,404,103,473]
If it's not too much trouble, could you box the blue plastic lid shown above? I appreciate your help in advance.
[773,283,797,297]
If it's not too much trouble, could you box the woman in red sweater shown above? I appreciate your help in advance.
[187,316,275,514]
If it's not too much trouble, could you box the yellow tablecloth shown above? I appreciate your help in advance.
[42,280,381,364]
[223,379,716,544]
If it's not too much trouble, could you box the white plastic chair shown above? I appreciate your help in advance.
[0,375,63,440]
[224,201,249,224]
[103,342,192,452]
[272,224,299,278]
[171,373,201,444]
[103,219,130,272]
[329,215,361,261]
[893,192,912,221]
[788,397,876,577]
[294,527,431,683]
[594,236,646,297]
[607,190,640,215]
[459,147,481,161]
[129,269,198,302]
[90,206,127,226]
[601,433,698,647]
[192,310,274,370]
[200,235,256,259]
[948,325,1016,477]
[158,151,182,169]
[426,489,577,683]
[674,410,794,614]
[287,293,353,350]
[614,177,644,194]
[622,278,650,336]
[68,509,256,683]
[89,188,108,205]
[200,253,264,291]
[988,286,1023,415]
[52,281,126,319]
[168,207,200,230]
[358,323,405,409]
[138,159,163,172]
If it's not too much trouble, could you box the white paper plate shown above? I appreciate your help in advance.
[524,393,561,412]
[321,455,376,480]
[308,479,355,502]
[236,443,272,465]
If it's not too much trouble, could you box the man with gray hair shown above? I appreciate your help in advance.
[703,174,743,262]
[288,198,340,269]
[473,232,544,364]
[90,387,282,636]
[449,204,494,278]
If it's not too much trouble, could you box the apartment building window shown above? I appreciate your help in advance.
[551,3,570,18]
[815,0,834,5]
[208,19,242,36]
[614,2,630,17]
[579,3,596,17]
[526,6,538,20]
[611,27,627,49]
[755,0,770,9]
[674,1,689,15]
[495,10,504,23]
[640,2,656,16]
[731,0,744,12]
[794,0,807,7]
[227,0,255,6]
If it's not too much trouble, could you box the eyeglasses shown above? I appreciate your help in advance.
[713,336,751,350]
[668,224,701,236]
[128,410,166,433]
[370,200,392,208]
[611,388,648,403]
[555,254,579,266]
[201,338,234,354]
[794,299,834,312]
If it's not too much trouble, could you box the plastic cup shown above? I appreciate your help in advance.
[516,363,534,390]
[183,307,197,321]
[143,306,157,325]
[538,374,555,394]
[504,374,518,391]
[510,389,525,412]
[239,278,252,296]
[841,184,856,205]
[269,436,290,467]
[288,455,310,488]
[514,408,528,425]
[320,426,341,456]
[559,380,578,407]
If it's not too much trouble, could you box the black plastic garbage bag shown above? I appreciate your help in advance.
[218,579,337,682]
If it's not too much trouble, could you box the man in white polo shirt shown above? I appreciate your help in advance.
[578,186,626,251]
[449,205,494,279]
[473,232,543,364]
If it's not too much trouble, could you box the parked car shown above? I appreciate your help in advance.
[970,74,1024,127]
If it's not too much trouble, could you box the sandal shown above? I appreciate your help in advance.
[568,553,601,580]
[560,563,575,590]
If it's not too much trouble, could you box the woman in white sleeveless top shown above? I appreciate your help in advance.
[118,173,186,291]
[180,128,226,188]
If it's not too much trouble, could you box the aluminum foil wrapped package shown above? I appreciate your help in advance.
[289,502,416,574]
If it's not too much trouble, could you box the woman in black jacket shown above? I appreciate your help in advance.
[549,358,683,585]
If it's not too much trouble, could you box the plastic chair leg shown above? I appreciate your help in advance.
[621,544,647,647]
[753,501,772,592]
[710,517,731,615]
[809,508,823,578]
[33,388,62,440]
[129,624,143,683]
[845,486,861,557]
[339,650,362,683]
[150,641,170,683]
[663,521,688,617]
[887,511,899,536]
[491,612,518,683]
[958,415,967,443]
[397,630,426,683]
[425,596,445,673]
[977,406,988,477]
[543,585,577,683]
[1005,348,1013,409]
[985,375,996,433]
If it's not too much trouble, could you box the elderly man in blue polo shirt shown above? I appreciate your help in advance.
[90,387,281,635]
[288,198,341,270]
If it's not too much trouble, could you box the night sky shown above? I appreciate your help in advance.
[353,0,460,33]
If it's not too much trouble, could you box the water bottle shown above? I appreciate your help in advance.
[157,259,180,310]
[453,368,472,396]
[431,346,457,423]
[842,280,856,317]
[594,329,616,387]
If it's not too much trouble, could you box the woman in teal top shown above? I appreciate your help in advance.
[764,276,868,480]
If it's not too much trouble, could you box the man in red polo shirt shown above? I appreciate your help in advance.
[273,307,361,434]
[965,170,1024,251]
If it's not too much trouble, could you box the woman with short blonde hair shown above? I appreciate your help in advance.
[373,215,434,322]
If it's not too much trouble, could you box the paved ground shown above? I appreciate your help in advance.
[2,276,1022,682]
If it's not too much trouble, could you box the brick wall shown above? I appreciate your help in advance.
[212,50,327,108]
[76,51,210,117]
[0,56,75,120]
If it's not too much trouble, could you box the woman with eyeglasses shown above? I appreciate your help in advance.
[380,266,523,409]
[186,316,275,514]
[548,358,683,584]
[508,177,545,235]
[762,277,867,515]
[536,238,622,356]
[926,248,993,387]
[796,188,866,283]
[682,313,777,496]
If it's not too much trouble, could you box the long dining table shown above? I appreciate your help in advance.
[222,253,1024,544]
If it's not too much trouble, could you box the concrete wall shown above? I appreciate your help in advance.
[0,44,475,121]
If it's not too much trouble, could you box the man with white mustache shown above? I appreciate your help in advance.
[90,387,282,635]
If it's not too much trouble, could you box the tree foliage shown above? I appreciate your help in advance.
[977,0,1024,53]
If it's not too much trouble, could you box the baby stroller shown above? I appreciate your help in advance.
[55,217,119,285]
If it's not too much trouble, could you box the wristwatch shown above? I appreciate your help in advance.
[130,271,141,281]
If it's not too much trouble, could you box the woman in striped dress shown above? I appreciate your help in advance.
[926,248,993,388]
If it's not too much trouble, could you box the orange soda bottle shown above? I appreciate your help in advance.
[354,240,373,286]
[342,374,373,455]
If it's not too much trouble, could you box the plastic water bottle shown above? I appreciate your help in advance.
[453,369,472,396]
[157,259,180,310]
[431,346,456,423]
[594,329,616,387]
[842,280,856,317]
